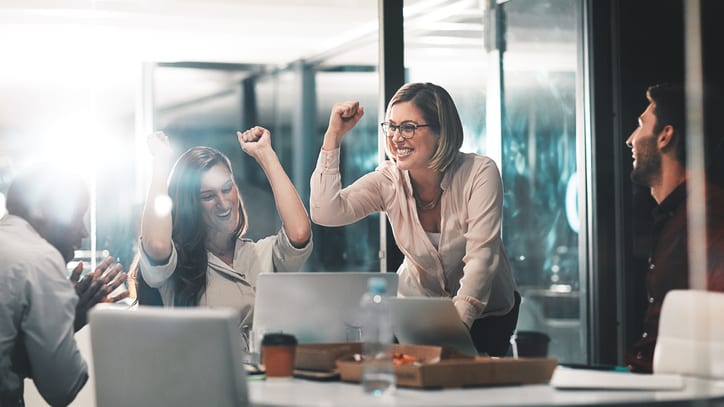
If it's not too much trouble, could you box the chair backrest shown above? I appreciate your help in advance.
[653,289,724,379]
[89,305,248,407]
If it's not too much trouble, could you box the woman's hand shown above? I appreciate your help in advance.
[146,131,173,163]
[237,126,273,161]
[322,101,365,150]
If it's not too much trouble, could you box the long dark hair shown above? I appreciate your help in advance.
[167,147,248,306]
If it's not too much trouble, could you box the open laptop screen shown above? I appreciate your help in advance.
[252,272,398,343]
[391,297,479,356]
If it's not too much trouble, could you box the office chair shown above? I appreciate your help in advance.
[90,306,248,407]
[653,289,724,379]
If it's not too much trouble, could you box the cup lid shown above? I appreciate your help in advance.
[261,333,297,346]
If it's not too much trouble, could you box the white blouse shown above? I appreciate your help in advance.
[427,231,441,250]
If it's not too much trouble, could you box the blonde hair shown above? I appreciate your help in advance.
[384,82,463,173]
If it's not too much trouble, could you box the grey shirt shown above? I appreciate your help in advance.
[0,215,88,406]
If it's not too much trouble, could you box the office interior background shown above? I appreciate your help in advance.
[0,0,722,367]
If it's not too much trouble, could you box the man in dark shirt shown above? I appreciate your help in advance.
[624,83,724,373]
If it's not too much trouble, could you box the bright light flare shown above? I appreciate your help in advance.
[154,194,173,217]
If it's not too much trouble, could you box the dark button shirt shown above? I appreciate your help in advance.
[626,182,724,373]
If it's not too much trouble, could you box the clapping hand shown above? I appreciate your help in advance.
[70,256,129,331]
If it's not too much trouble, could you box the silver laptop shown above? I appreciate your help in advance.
[90,306,248,407]
[391,297,479,356]
[253,272,398,343]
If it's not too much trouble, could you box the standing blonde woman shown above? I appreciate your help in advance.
[139,127,312,347]
[310,82,518,356]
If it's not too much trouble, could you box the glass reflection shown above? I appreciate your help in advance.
[313,71,380,272]
[404,0,585,363]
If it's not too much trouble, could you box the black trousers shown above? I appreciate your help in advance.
[469,291,521,357]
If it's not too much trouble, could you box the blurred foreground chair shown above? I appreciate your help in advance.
[654,290,724,379]
[90,306,247,407]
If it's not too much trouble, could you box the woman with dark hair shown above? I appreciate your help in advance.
[310,82,518,356]
[139,127,312,346]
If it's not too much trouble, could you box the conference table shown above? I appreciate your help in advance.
[248,376,724,407]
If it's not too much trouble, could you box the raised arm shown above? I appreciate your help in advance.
[310,101,387,226]
[322,100,365,151]
[140,131,174,262]
[237,127,311,248]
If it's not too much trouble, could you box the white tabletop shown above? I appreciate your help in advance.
[249,377,724,407]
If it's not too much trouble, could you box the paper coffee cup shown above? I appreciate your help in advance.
[261,333,297,378]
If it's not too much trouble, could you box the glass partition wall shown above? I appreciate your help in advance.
[149,0,589,363]
[312,70,381,272]
[0,0,590,364]
[149,53,382,273]
[503,0,585,364]
[124,0,590,363]
[404,0,588,363]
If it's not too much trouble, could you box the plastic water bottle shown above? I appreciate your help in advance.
[360,277,396,395]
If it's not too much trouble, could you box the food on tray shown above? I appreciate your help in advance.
[392,352,417,365]
[350,352,420,365]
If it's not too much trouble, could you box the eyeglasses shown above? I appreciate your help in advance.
[380,122,431,139]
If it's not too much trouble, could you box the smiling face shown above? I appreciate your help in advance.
[626,102,662,186]
[386,101,439,172]
[198,163,241,238]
